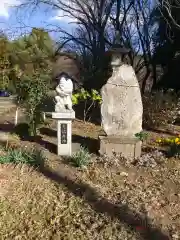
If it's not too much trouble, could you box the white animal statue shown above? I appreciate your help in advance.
[55,73,73,112]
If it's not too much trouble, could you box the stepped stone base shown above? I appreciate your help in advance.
[99,135,142,159]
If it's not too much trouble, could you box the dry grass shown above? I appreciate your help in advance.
[0,156,180,239]
[0,164,141,240]
[1,110,180,239]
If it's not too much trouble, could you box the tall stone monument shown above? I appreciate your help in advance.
[99,34,143,158]
[52,72,75,156]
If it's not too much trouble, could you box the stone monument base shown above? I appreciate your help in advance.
[99,135,141,158]
[52,110,75,156]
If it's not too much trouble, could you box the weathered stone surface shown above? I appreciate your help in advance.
[101,64,143,137]
[52,110,75,119]
[55,73,73,112]
[99,135,142,158]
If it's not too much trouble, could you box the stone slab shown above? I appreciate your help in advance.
[52,110,75,120]
[56,119,72,156]
[101,64,143,136]
[99,135,141,158]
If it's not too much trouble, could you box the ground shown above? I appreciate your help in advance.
[0,109,180,239]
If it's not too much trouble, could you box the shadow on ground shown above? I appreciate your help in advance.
[0,123,57,154]
[36,165,170,240]
[0,123,171,239]
[20,135,57,155]
[35,138,57,154]
[39,127,99,154]
[39,127,56,137]
[72,134,99,154]
[145,126,179,136]
[0,123,15,132]
[0,124,98,155]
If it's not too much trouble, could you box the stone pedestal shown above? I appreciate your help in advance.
[52,110,75,156]
[99,135,141,158]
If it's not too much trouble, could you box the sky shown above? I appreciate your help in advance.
[0,0,75,40]
[0,0,156,54]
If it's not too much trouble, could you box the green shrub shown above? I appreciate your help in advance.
[135,131,148,141]
[15,72,50,136]
[0,146,45,167]
[72,88,102,122]
[71,147,91,168]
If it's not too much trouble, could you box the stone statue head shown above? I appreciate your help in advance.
[56,72,71,81]
[52,52,82,91]
[55,71,81,91]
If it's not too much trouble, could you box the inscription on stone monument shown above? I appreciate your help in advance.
[61,123,67,144]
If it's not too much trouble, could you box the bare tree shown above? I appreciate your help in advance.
[16,0,137,88]
[16,0,157,91]
[132,0,156,92]
[157,0,180,29]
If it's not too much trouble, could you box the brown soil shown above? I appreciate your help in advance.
[1,109,180,239]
